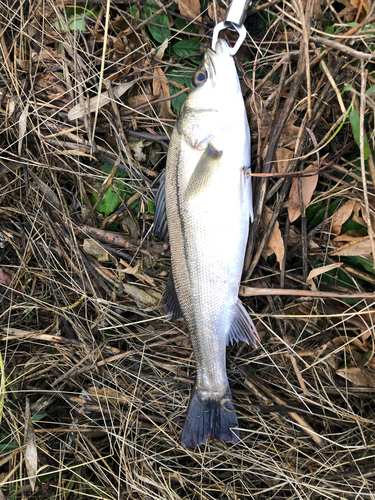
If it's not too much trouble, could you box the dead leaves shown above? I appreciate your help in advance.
[276,147,294,173]
[68,81,134,120]
[330,200,373,258]
[338,0,372,22]
[207,2,226,23]
[336,367,375,387]
[331,199,356,235]
[261,206,284,269]
[24,399,38,492]
[153,67,171,118]
[331,236,373,258]
[0,268,12,287]
[309,334,375,388]
[306,262,343,290]
[288,165,319,223]
[177,0,201,21]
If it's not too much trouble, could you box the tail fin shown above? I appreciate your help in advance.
[181,388,239,448]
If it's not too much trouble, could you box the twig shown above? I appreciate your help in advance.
[239,286,375,299]
[359,62,375,266]
[75,224,169,256]
[310,35,374,62]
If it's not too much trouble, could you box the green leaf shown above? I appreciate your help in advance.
[31,414,47,422]
[325,25,335,34]
[349,109,371,160]
[101,161,128,178]
[342,83,354,93]
[68,14,86,31]
[104,187,121,217]
[307,199,341,225]
[172,39,201,57]
[341,218,367,233]
[147,198,156,214]
[0,443,18,452]
[166,68,193,113]
[127,5,139,17]
[353,256,375,275]
[174,17,198,34]
[88,163,140,217]
[306,204,324,222]
[55,5,97,32]
[142,0,170,44]
[366,84,375,96]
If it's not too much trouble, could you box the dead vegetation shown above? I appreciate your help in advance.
[1,0,375,498]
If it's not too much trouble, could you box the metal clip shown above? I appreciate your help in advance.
[211,0,251,55]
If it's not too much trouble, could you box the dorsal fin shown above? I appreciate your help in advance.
[153,171,169,241]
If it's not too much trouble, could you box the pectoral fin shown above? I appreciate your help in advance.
[185,144,223,200]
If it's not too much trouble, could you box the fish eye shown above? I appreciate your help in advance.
[192,69,207,87]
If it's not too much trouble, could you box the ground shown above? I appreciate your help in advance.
[1,0,375,498]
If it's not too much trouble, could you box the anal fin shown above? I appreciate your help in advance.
[163,270,183,319]
[181,388,239,448]
[227,299,259,347]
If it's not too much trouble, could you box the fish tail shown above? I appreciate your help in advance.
[181,388,239,448]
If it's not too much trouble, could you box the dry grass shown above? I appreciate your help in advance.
[1,0,375,498]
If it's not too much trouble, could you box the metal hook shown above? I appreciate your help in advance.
[211,0,251,55]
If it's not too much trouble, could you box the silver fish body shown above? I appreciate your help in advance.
[158,39,258,447]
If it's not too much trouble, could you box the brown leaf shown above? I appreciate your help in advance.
[0,268,12,286]
[331,236,373,257]
[18,103,29,156]
[336,366,375,387]
[83,239,112,262]
[350,0,371,14]
[207,2,226,22]
[288,165,319,223]
[306,262,343,289]
[177,0,201,21]
[123,282,162,307]
[331,199,355,235]
[332,231,367,243]
[24,399,38,492]
[246,94,272,139]
[68,81,134,120]
[274,110,298,127]
[352,201,367,227]
[275,147,294,173]
[153,67,171,118]
[261,206,285,269]
[127,94,154,109]
[30,172,62,210]
[279,124,300,149]
[337,2,357,22]
[87,386,131,404]
[287,225,302,247]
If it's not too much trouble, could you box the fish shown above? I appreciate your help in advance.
[154,39,258,448]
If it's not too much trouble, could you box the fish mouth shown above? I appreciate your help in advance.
[205,39,229,77]
[214,38,228,55]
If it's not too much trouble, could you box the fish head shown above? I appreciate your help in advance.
[187,39,240,109]
[179,39,243,149]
